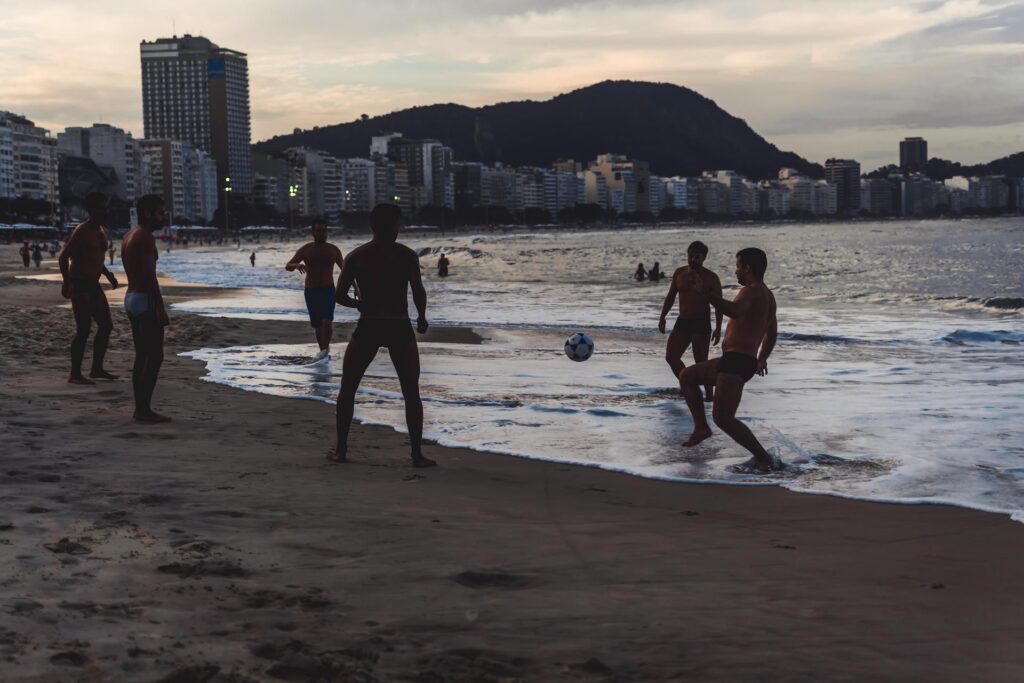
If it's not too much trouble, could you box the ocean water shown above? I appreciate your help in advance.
[166,219,1024,521]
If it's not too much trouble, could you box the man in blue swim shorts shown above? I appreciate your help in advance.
[286,218,347,361]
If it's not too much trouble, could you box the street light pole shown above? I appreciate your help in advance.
[224,176,232,233]
[288,184,298,232]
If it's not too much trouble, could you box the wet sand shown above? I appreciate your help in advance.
[1,245,1022,681]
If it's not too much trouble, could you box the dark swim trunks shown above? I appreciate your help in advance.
[351,318,415,350]
[717,352,758,383]
[673,313,712,335]
[303,285,336,327]
[70,278,103,298]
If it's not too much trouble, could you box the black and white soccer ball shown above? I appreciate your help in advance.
[564,332,595,362]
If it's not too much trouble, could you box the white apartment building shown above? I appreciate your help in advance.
[0,111,58,205]
[340,158,377,213]
[58,124,147,202]
[664,177,699,212]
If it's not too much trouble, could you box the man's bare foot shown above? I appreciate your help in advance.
[133,410,171,423]
[89,369,118,380]
[703,391,714,403]
[729,455,784,474]
[68,375,95,386]
[326,450,347,463]
[412,455,436,468]
[682,427,713,447]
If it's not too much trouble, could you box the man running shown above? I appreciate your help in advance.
[659,241,722,401]
[678,248,778,472]
[121,195,171,423]
[329,203,434,467]
[285,218,346,361]
[59,193,119,384]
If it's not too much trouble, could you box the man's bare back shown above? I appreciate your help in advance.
[340,242,419,320]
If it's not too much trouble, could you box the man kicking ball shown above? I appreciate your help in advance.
[678,247,780,473]
[285,218,346,361]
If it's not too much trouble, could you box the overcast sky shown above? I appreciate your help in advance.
[2,0,1022,170]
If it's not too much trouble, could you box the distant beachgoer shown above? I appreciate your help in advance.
[108,245,116,264]
[437,253,450,278]
[678,248,779,472]
[648,261,662,282]
[58,192,119,384]
[329,203,434,467]
[121,194,171,423]
[659,241,722,401]
[634,262,647,282]
[49,240,58,258]
[31,244,42,268]
[19,242,30,268]
[249,251,256,267]
[285,218,346,361]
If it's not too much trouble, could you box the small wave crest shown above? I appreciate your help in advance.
[984,297,1024,311]
[416,246,488,259]
[780,332,860,345]
[941,329,1024,345]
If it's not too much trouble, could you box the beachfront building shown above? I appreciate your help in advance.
[698,176,730,215]
[57,124,147,203]
[900,137,928,173]
[339,158,377,213]
[140,139,218,223]
[664,177,699,212]
[140,34,253,199]
[813,180,839,215]
[760,183,791,216]
[0,111,59,207]
[824,158,861,214]
[579,169,609,208]
[860,177,896,216]
[283,147,341,222]
[542,169,579,217]
[252,152,289,214]
[589,153,651,214]
[372,134,455,215]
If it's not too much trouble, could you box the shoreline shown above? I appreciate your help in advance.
[1,248,1023,680]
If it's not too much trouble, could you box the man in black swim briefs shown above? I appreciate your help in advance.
[329,203,435,468]
[659,241,723,401]
[677,247,780,472]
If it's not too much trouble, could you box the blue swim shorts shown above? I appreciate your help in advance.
[304,285,337,328]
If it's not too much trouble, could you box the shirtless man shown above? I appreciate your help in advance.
[329,203,435,467]
[59,193,119,384]
[678,247,779,472]
[659,241,722,401]
[285,218,346,361]
[121,195,171,423]
[19,242,30,268]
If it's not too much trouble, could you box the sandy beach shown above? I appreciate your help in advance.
[1,245,1023,682]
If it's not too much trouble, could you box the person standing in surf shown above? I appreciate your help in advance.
[678,247,779,473]
[659,241,723,401]
[285,218,347,362]
[329,203,434,468]
[59,192,119,384]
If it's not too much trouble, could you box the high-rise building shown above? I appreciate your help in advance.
[140,139,218,223]
[899,137,927,173]
[589,154,650,214]
[57,124,147,202]
[824,158,861,214]
[0,111,58,206]
[140,35,253,198]
[284,147,342,221]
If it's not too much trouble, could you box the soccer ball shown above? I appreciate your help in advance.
[564,332,595,362]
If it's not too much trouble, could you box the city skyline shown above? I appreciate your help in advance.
[2,0,1023,170]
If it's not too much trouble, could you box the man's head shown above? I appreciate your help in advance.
[136,194,167,231]
[735,247,767,285]
[370,203,402,242]
[311,218,328,244]
[687,241,708,269]
[85,192,109,223]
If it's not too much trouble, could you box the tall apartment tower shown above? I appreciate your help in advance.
[140,34,253,198]
[824,158,861,214]
[899,137,927,173]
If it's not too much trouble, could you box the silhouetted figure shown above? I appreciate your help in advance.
[285,218,347,361]
[31,244,42,268]
[634,262,647,282]
[249,251,256,267]
[19,242,30,268]
[437,253,450,278]
[648,262,662,282]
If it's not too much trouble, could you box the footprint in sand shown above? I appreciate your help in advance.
[453,570,535,590]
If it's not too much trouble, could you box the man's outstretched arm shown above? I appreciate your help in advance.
[658,276,678,333]
[698,276,751,319]
[757,291,778,375]
[285,246,306,272]
[410,254,428,333]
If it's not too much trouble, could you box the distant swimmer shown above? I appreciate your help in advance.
[678,248,779,472]
[634,262,647,282]
[648,261,663,282]
[59,192,119,384]
[329,203,435,468]
[249,251,256,267]
[121,195,171,423]
[437,253,450,278]
[285,218,346,361]
[659,241,722,401]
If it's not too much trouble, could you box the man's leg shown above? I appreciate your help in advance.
[329,338,378,462]
[69,291,95,385]
[679,359,718,447]
[388,338,435,467]
[711,374,774,471]
[664,329,692,382]
[133,313,169,422]
[691,331,713,402]
[319,319,333,352]
[88,291,116,379]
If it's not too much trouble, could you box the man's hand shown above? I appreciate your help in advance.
[295,264,306,274]
[756,359,768,376]
[416,316,429,334]
[712,327,721,346]
[105,272,119,289]
[658,315,666,334]
[61,280,71,299]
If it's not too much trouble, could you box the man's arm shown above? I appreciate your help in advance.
[334,256,360,309]
[58,227,82,298]
[693,272,751,319]
[757,291,778,375]
[285,245,307,273]
[410,252,428,333]
[711,274,724,345]
[100,229,118,289]
[658,273,678,333]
